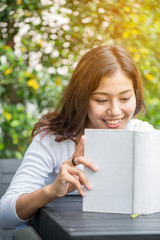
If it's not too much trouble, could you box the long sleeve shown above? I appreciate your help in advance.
[0,134,72,227]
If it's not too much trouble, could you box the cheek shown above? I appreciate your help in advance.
[126,98,136,114]
[87,102,101,119]
[87,106,97,119]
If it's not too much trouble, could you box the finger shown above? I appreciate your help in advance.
[74,135,85,157]
[64,170,86,197]
[72,156,98,172]
[64,165,92,190]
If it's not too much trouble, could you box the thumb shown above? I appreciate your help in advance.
[74,135,85,157]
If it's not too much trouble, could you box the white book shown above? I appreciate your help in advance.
[83,129,160,214]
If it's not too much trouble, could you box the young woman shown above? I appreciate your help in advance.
[0,45,154,227]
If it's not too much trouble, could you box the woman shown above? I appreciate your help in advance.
[0,45,154,227]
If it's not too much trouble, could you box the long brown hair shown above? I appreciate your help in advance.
[32,45,145,142]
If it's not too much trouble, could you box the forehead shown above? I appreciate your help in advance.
[93,71,134,95]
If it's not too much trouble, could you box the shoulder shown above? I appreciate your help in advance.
[32,133,73,150]
[30,133,74,162]
[126,119,155,131]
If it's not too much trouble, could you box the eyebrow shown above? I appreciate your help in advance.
[92,89,134,96]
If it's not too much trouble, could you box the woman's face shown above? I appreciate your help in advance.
[87,70,136,129]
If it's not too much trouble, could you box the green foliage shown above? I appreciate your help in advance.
[0,0,160,158]
[0,42,65,158]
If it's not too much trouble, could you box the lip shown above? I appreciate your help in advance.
[103,118,125,129]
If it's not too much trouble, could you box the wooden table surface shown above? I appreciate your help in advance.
[30,195,160,240]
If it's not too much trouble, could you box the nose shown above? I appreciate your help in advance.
[107,100,121,117]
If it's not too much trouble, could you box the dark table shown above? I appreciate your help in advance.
[30,195,160,240]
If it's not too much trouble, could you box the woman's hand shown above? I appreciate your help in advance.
[50,135,98,198]
[16,135,98,220]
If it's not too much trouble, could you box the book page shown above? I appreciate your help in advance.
[133,131,151,213]
[133,130,160,214]
[83,129,134,214]
[148,131,160,213]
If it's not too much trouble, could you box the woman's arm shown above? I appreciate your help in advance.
[16,135,98,220]
[0,134,60,227]
[16,184,57,220]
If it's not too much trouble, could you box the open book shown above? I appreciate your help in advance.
[83,129,160,214]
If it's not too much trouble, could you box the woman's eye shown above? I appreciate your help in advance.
[120,97,130,101]
[96,99,108,103]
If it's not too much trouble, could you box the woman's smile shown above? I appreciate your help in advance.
[102,118,124,128]
[87,70,136,130]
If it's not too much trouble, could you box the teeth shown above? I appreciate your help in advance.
[106,119,121,125]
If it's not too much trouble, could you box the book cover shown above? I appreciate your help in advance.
[83,129,160,214]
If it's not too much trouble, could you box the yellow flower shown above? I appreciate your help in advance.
[122,31,130,39]
[4,68,13,76]
[128,47,136,53]
[123,22,136,28]
[4,111,12,121]
[144,73,154,82]
[55,77,61,86]
[27,79,39,90]
[3,45,10,50]
[147,98,152,104]
[38,40,44,48]
[16,0,22,5]
[25,11,31,17]
[132,29,139,35]
[133,54,140,62]
[25,71,35,78]
[139,48,149,54]
[124,6,131,12]
[21,47,26,53]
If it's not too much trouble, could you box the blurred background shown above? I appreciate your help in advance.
[0,0,160,159]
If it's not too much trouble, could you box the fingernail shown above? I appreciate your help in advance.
[82,191,86,197]
[92,165,99,171]
[87,183,92,190]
